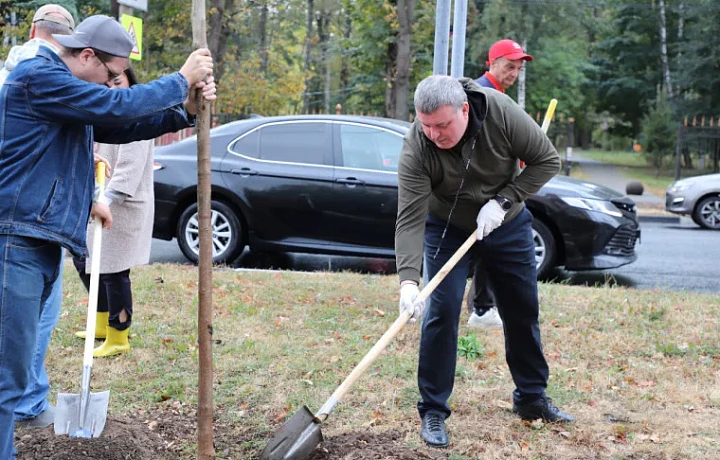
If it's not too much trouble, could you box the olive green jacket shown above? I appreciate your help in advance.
[395,78,561,283]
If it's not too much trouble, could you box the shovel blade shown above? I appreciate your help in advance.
[54,391,110,438]
[260,406,324,460]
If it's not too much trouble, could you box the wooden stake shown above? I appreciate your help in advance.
[191,0,214,458]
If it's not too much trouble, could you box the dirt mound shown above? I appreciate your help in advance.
[15,416,168,460]
[308,430,437,460]
[16,410,436,459]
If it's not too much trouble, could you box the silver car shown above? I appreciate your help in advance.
[666,173,720,229]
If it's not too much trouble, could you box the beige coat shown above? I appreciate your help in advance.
[86,140,155,274]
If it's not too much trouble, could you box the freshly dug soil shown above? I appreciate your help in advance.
[16,412,439,460]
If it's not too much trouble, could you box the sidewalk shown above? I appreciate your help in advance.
[567,152,679,223]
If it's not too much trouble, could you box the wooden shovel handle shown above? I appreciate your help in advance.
[315,231,477,420]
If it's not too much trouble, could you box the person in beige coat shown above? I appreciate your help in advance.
[73,66,154,357]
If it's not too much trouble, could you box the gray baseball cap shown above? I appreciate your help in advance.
[53,15,134,57]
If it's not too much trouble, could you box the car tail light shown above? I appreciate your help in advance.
[153,161,164,171]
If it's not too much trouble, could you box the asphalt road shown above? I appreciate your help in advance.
[150,218,720,294]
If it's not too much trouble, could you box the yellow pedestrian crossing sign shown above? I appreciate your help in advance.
[121,14,143,61]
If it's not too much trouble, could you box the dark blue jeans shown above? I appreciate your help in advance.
[0,235,62,459]
[418,208,549,418]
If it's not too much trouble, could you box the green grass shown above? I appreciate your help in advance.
[577,150,649,168]
[43,262,720,459]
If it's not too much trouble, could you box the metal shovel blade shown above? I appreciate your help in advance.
[54,390,110,438]
[260,405,324,460]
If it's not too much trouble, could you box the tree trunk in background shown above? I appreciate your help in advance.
[110,0,120,20]
[517,38,527,110]
[316,12,331,113]
[340,9,352,107]
[303,0,315,113]
[385,40,398,118]
[516,2,528,110]
[207,0,234,83]
[258,1,269,72]
[393,0,415,120]
[658,0,673,98]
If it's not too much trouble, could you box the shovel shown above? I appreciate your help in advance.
[55,162,110,438]
[260,231,478,460]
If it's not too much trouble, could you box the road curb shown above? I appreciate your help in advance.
[638,215,680,224]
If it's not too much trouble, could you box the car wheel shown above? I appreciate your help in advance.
[532,219,556,279]
[176,200,246,264]
[692,195,720,230]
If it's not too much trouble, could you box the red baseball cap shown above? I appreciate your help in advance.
[486,39,533,65]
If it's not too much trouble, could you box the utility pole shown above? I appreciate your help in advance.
[433,0,451,75]
[449,0,467,78]
[119,4,133,20]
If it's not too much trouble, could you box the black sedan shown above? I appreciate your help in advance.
[152,115,640,278]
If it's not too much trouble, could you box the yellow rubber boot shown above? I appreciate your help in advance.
[75,311,109,339]
[93,326,130,357]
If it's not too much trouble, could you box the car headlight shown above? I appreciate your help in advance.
[560,197,623,217]
[668,182,689,194]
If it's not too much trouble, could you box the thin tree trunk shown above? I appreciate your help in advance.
[340,8,352,107]
[207,0,234,84]
[517,38,527,110]
[258,0,269,72]
[393,0,415,120]
[316,12,331,113]
[303,0,315,113]
[658,0,673,98]
[385,40,397,118]
[191,0,214,458]
[677,1,684,61]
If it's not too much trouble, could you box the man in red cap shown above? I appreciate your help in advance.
[469,39,533,331]
[476,39,533,93]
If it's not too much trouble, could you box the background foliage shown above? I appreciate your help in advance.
[2,0,719,154]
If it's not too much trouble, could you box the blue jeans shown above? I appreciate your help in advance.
[0,235,62,460]
[417,208,549,418]
[14,260,63,420]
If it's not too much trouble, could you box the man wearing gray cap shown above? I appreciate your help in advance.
[0,3,75,432]
[0,14,216,459]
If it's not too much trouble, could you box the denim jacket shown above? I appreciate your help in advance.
[0,46,195,257]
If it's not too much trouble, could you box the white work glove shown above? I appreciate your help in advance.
[399,282,424,323]
[476,199,507,240]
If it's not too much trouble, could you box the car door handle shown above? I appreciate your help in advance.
[336,178,365,186]
[230,168,258,176]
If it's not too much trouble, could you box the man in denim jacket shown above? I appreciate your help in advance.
[0,15,216,459]
[0,3,75,431]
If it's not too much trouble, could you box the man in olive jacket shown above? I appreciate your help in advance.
[396,75,574,448]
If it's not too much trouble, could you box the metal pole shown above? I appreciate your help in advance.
[118,4,133,18]
[433,0,451,75]
[450,0,467,78]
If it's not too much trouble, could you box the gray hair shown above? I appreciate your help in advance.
[35,20,73,36]
[413,75,467,114]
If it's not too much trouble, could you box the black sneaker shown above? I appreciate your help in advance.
[513,396,575,422]
[420,411,449,447]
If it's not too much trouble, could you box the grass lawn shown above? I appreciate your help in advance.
[46,262,720,459]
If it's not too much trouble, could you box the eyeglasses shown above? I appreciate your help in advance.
[95,55,121,82]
